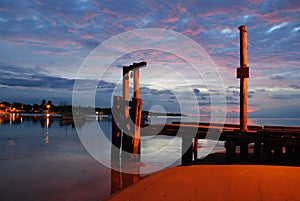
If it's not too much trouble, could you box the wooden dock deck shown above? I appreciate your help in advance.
[140,122,300,165]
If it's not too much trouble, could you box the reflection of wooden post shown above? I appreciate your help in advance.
[111,96,122,194]
[238,25,249,132]
[111,96,122,152]
[110,167,121,194]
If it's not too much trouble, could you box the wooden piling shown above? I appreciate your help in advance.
[121,63,146,160]
[112,96,122,148]
[133,69,140,98]
[193,137,198,161]
[240,143,249,159]
[122,67,133,159]
[132,69,142,160]
[131,98,142,160]
[181,135,194,165]
[123,66,130,129]
[238,25,248,132]
[225,140,236,162]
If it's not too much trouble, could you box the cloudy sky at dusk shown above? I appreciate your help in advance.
[0,0,299,117]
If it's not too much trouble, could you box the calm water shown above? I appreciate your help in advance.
[0,114,299,201]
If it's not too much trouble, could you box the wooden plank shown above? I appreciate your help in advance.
[172,121,262,130]
[264,125,300,131]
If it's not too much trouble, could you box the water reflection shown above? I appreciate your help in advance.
[110,157,141,194]
[110,150,141,194]
[8,139,14,147]
[0,114,113,200]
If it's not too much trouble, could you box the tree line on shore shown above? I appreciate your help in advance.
[0,100,72,114]
[0,100,183,117]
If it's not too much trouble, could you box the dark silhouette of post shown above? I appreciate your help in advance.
[121,66,132,160]
[238,25,249,132]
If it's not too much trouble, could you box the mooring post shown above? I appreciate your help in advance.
[122,66,133,159]
[237,25,250,159]
[122,62,146,160]
[133,69,140,98]
[111,96,123,157]
[238,25,249,132]
[123,67,130,127]
[181,136,194,165]
[132,69,142,161]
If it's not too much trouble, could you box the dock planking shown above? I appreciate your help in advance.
[140,122,300,165]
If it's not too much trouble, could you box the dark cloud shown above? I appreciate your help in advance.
[290,84,300,89]
[0,64,115,91]
[270,75,286,80]
[193,88,200,94]
[269,94,300,100]
[249,105,300,118]
[0,64,74,89]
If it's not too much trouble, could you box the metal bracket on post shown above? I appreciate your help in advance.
[237,67,249,79]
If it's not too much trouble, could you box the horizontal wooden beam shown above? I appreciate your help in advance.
[123,61,147,75]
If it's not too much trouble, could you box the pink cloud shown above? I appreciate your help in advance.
[51,20,57,26]
[81,34,93,39]
[68,29,78,34]
[162,16,179,23]
[102,8,133,21]
[255,9,297,23]
[175,3,188,14]
[282,6,300,13]
[183,27,206,37]
[32,50,76,56]
[249,0,265,5]
[35,0,42,6]
[83,12,100,23]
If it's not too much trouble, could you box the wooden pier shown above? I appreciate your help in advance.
[111,25,299,169]
[140,122,300,165]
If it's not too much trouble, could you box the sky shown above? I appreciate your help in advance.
[0,0,299,117]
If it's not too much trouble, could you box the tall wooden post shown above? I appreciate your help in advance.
[122,66,133,159]
[238,25,249,132]
[133,69,140,98]
[132,69,142,159]
[123,67,130,125]
[121,62,146,159]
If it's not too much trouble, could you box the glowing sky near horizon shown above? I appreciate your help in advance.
[0,0,299,117]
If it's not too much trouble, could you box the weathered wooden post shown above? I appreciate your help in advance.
[121,62,147,160]
[181,136,194,165]
[132,68,142,160]
[237,25,249,158]
[121,66,133,159]
[237,25,249,132]
[111,96,123,154]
